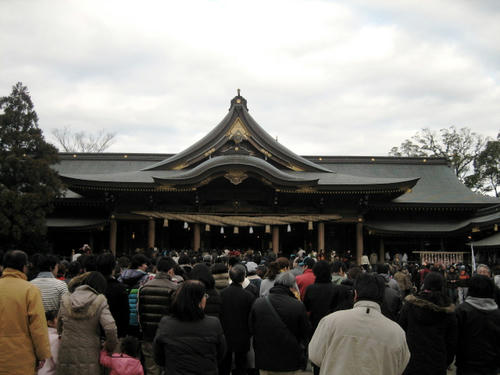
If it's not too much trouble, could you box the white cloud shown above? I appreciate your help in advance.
[1,0,499,156]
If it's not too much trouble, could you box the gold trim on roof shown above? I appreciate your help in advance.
[173,163,188,170]
[204,148,216,157]
[224,170,248,185]
[226,117,250,143]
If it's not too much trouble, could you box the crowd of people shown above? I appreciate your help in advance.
[0,245,499,375]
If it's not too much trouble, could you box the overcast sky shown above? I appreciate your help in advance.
[1,0,499,156]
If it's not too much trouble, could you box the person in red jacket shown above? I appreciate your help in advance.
[296,257,316,299]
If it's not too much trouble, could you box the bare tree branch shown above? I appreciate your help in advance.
[51,126,116,152]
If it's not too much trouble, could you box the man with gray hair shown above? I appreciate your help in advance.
[250,271,311,374]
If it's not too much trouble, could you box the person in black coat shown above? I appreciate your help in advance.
[399,272,457,375]
[96,253,130,338]
[219,264,257,375]
[153,280,226,375]
[455,275,500,375]
[189,263,222,319]
[303,260,353,331]
[249,271,311,373]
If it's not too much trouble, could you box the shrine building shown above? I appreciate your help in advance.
[48,94,500,264]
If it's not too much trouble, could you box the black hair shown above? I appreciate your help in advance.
[211,262,228,275]
[313,260,332,283]
[376,263,389,275]
[121,336,140,358]
[347,266,362,280]
[117,256,130,269]
[67,261,82,278]
[156,256,176,273]
[354,272,385,305]
[3,250,28,272]
[189,263,215,289]
[303,257,316,269]
[79,254,97,272]
[0,250,4,266]
[84,271,108,294]
[228,256,241,267]
[96,253,116,277]
[171,280,206,321]
[423,271,445,292]
[36,254,59,272]
[130,254,149,269]
[229,264,246,284]
[178,254,191,266]
[45,310,58,322]
[331,261,344,274]
[421,272,450,306]
[468,275,495,299]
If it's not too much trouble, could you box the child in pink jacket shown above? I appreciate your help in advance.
[100,336,144,375]
[38,310,60,375]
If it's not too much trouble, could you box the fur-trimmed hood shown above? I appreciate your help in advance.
[62,285,106,319]
[404,294,455,313]
[404,294,455,325]
[67,272,91,292]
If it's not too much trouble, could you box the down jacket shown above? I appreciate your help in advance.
[138,272,179,341]
[57,285,118,375]
[399,293,457,375]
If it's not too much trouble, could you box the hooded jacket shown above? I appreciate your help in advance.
[57,285,118,375]
[455,297,500,374]
[399,293,457,375]
[0,268,51,375]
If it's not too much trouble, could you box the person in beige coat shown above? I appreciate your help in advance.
[57,271,118,375]
[309,273,410,375]
[0,250,51,375]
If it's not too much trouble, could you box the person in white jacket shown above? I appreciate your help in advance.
[309,272,410,375]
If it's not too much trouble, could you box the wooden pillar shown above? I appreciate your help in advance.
[193,223,201,251]
[317,222,325,252]
[379,238,385,264]
[272,226,279,254]
[109,218,117,256]
[148,218,156,249]
[356,221,364,265]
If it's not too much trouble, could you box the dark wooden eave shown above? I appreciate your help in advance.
[141,94,333,173]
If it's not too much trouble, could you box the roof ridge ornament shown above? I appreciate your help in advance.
[230,90,248,111]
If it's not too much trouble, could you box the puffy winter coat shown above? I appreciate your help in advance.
[0,268,51,375]
[138,273,179,341]
[57,285,118,375]
[153,315,226,375]
[119,269,149,327]
[399,293,457,375]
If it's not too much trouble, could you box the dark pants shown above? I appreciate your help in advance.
[219,350,248,375]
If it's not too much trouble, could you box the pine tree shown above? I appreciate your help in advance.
[0,82,62,251]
